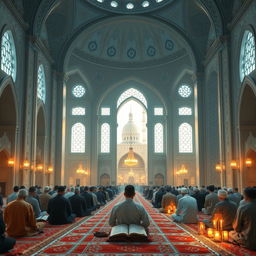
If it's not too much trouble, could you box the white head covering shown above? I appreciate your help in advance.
[218,189,228,199]
[181,188,189,194]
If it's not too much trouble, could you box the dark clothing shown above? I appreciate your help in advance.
[96,191,106,205]
[81,191,94,211]
[69,194,90,217]
[192,192,205,211]
[0,211,16,253]
[154,191,165,208]
[47,194,75,225]
[0,194,3,207]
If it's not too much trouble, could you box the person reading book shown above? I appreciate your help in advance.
[109,185,150,239]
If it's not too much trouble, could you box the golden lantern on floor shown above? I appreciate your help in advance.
[124,147,138,167]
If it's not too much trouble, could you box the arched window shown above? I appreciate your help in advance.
[178,84,192,98]
[37,65,46,103]
[154,123,163,153]
[72,107,85,116]
[240,30,255,81]
[178,107,192,116]
[117,88,147,108]
[71,123,85,153]
[1,30,17,81]
[72,85,86,98]
[101,123,110,153]
[179,123,193,153]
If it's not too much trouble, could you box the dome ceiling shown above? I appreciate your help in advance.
[87,0,176,14]
[71,16,188,67]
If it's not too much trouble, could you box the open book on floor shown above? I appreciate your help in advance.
[36,215,48,222]
[108,224,149,242]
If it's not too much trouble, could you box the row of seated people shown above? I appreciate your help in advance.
[0,185,118,254]
[143,185,256,251]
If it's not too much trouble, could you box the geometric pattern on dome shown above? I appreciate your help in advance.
[1,30,17,81]
[37,65,46,103]
[179,123,193,153]
[154,123,164,153]
[117,88,147,108]
[178,85,192,98]
[72,85,86,98]
[87,0,176,14]
[101,123,110,153]
[240,30,255,82]
[73,16,182,66]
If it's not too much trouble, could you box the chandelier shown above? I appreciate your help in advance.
[124,147,138,166]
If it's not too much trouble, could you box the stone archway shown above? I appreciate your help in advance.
[154,173,164,186]
[0,84,17,195]
[239,82,256,188]
[35,106,46,186]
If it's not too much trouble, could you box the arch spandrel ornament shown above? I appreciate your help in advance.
[245,132,256,154]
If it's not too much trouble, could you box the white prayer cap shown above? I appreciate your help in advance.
[218,190,227,199]
[18,189,28,198]
[181,188,189,194]
[227,188,233,193]
[44,186,50,192]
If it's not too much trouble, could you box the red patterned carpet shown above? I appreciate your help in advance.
[28,194,219,256]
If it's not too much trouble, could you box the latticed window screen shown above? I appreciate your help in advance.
[154,123,164,153]
[117,88,147,108]
[178,107,192,116]
[1,30,16,81]
[101,108,110,116]
[72,107,86,116]
[179,123,193,153]
[37,65,46,103]
[71,123,85,153]
[154,107,163,116]
[72,85,86,98]
[101,123,110,153]
[178,85,192,98]
[240,30,255,81]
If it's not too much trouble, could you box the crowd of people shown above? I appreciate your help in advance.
[0,185,119,254]
[143,185,256,250]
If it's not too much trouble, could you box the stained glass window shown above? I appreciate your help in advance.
[72,107,86,116]
[71,123,85,153]
[1,30,17,81]
[179,123,193,153]
[154,107,163,116]
[72,85,86,98]
[240,30,255,81]
[101,108,110,116]
[154,123,164,153]
[37,65,46,103]
[101,123,110,153]
[178,107,192,116]
[117,88,147,108]
[178,85,192,98]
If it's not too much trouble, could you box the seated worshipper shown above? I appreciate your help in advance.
[202,185,219,215]
[234,187,242,200]
[172,188,198,224]
[0,209,16,254]
[227,188,241,206]
[160,187,177,213]
[26,186,46,218]
[82,186,96,212]
[4,189,45,237]
[6,186,19,204]
[39,186,51,211]
[64,187,75,199]
[192,187,205,211]
[176,188,183,201]
[89,187,100,209]
[153,187,165,208]
[203,190,237,230]
[96,187,106,205]
[47,186,76,225]
[109,185,150,232]
[229,187,256,250]
[69,187,91,217]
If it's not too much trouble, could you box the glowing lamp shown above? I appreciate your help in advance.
[76,165,85,174]
[8,158,15,167]
[215,164,222,171]
[124,147,138,167]
[23,160,30,169]
[214,230,222,242]
[222,231,229,241]
[198,222,205,235]
[47,166,53,173]
[207,228,214,238]
[36,164,43,171]
[245,158,252,167]
[230,160,238,169]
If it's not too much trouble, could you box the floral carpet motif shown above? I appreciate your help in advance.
[31,194,218,256]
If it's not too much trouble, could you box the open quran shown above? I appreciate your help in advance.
[108,224,149,242]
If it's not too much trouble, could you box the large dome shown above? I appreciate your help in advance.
[122,113,140,144]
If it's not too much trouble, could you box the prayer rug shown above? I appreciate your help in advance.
[31,194,219,256]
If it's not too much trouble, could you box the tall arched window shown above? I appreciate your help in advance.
[154,123,163,153]
[117,88,147,108]
[1,30,17,81]
[240,30,255,82]
[179,123,192,153]
[101,123,110,153]
[71,123,85,153]
[37,65,46,103]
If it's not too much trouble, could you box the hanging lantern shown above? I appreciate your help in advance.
[245,158,252,167]
[8,158,15,167]
[76,165,85,174]
[47,166,53,173]
[230,160,238,169]
[124,147,138,166]
[23,160,30,169]
[215,164,222,172]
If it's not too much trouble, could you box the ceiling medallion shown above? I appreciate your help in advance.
[87,0,176,14]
